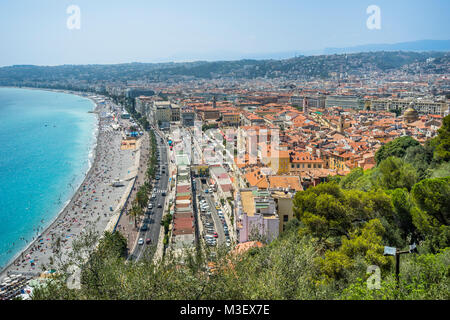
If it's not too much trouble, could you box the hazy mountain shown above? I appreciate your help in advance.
[323,40,450,55]
[164,40,450,62]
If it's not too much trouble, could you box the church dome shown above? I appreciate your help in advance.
[403,103,418,123]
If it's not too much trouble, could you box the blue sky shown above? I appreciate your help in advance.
[0,0,448,66]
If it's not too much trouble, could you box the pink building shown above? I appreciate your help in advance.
[235,189,279,243]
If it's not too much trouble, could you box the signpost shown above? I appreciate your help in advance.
[383,243,418,288]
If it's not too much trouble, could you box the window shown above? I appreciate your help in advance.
[308,164,311,168]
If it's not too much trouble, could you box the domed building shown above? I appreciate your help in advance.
[403,102,419,123]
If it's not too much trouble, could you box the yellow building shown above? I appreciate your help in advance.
[289,151,325,174]
[271,191,295,234]
[222,112,240,126]
[270,150,290,174]
[324,151,353,171]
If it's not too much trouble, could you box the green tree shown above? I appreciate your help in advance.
[316,219,390,281]
[129,201,144,228]
[389,188,416,239]
[293,182,393,245]
[411,177,450,226]
[378,156,418,191]
[410,177,450,252]
[431,115,450,163]
[339,167,364,190]
[136,185,149,209]
[404,144,433,180]
[375,136,420,165]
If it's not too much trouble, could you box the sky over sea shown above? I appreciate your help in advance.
[0,0,449,66]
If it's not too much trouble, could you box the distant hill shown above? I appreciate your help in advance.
[323,40,450,55]
[0,51,448,88]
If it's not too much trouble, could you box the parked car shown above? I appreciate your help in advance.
[162,192,166,196]
[158,203,162,208]
[138,238,144,245]
[141,224,148,231]
[146,238,151,244]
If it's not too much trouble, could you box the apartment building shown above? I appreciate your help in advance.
[235,189,279,243]
[325,95,364,110]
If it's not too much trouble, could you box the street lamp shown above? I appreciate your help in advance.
[384,243,418,288]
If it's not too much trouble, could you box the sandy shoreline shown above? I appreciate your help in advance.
[0,89,137,279]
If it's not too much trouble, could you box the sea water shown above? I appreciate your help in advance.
[0,88,97,271]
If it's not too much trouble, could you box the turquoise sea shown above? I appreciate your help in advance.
[0,88,97,271]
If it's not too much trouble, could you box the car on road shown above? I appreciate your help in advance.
[146,238,151,244]
[152,194,156,199]
[140,224,148,231]
[162,192,166,196]
[158,203,162,208]
[138,238,144,245]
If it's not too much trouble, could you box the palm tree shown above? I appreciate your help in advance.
[136,186,149,209]
[129,200,144,229]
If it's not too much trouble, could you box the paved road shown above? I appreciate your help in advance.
[196,178,226,246]
[130,127,169,261]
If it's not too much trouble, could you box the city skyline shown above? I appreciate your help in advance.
[0,0,449,66]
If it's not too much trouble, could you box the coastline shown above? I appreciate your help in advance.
[0,88,101,277]
[0,87,142,280]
